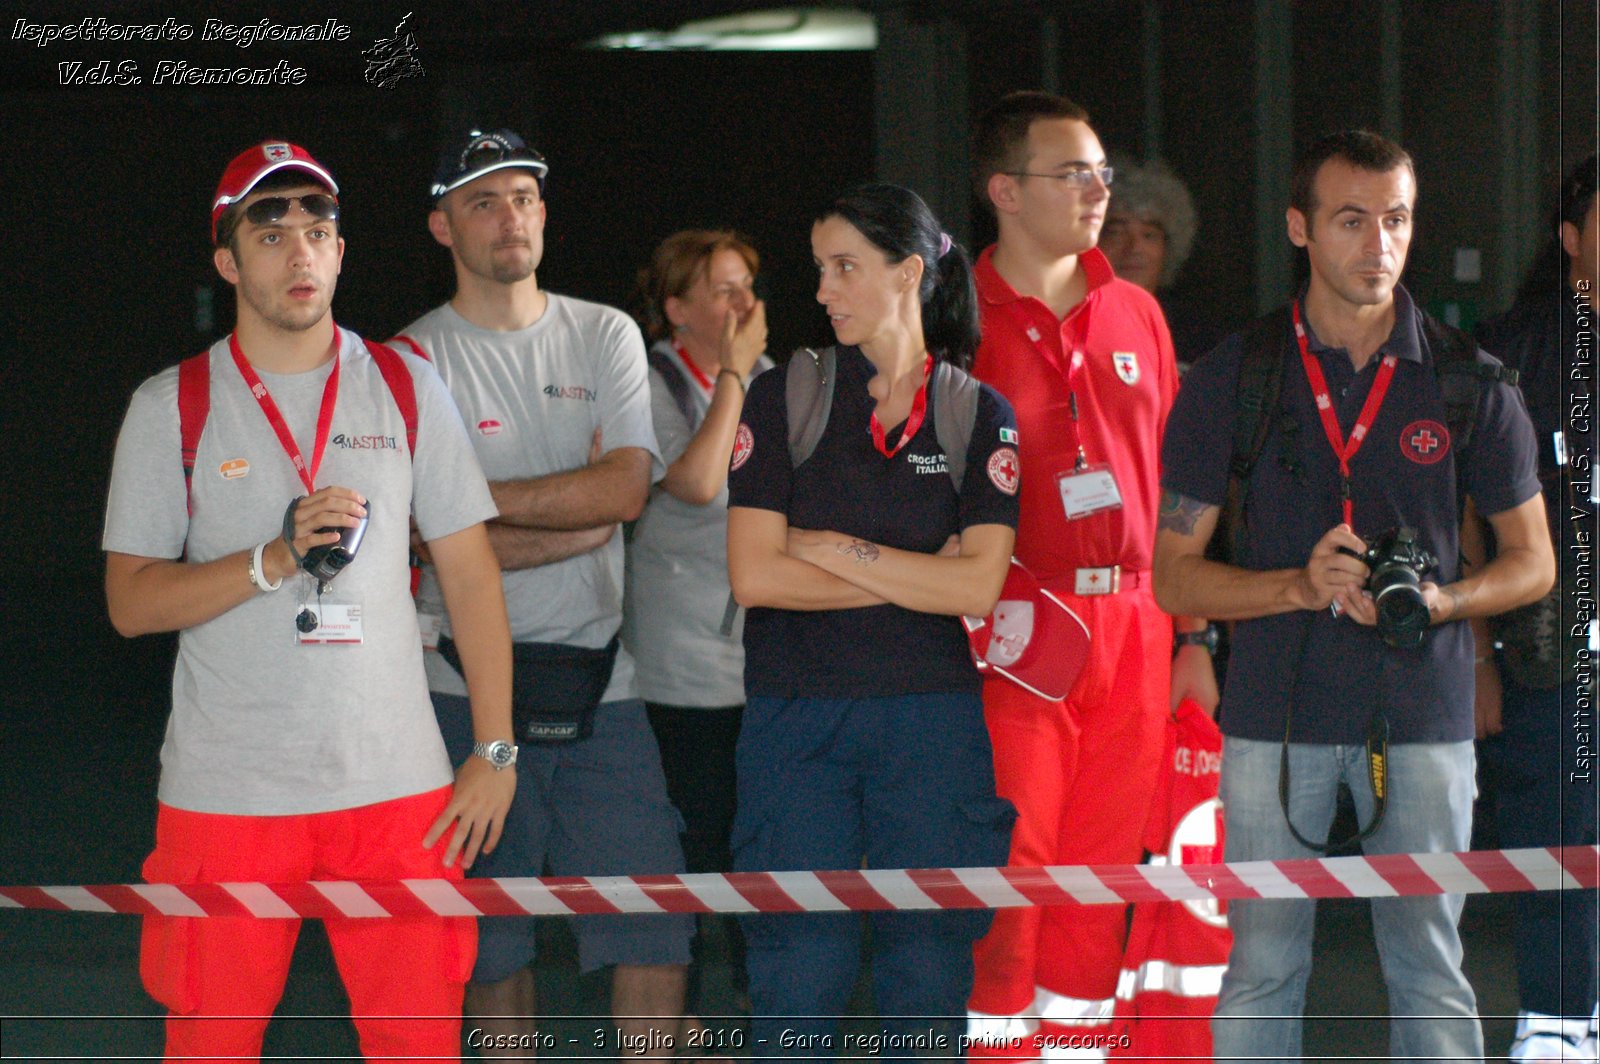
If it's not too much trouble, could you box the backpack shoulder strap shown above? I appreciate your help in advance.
[1419,311,1516,460]
[932,360,982,491]
[785,346,836,468]
[389,333,430,362]
[177,350,211,515]
[1230,306,1294,483]
[364,339,419,456]
[1215,307,1294,562]
[646,344,698,430]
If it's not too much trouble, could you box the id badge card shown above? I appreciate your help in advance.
[417,611,442,651]
[296,600,365,645]
[1056,464,1123,520]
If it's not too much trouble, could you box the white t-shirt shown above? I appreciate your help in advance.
[102,328,496,815]
[623,340,771,706]
[398,296,665,703]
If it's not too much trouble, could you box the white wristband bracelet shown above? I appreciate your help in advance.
[249,541,283,593]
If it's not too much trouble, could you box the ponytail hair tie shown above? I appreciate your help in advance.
[938,231,953,259]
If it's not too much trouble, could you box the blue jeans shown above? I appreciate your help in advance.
[1212,737,1483,1064]
[733,692,1016,1060]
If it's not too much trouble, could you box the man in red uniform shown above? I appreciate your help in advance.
[965,91,1217,1062]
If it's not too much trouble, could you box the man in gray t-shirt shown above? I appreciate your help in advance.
[395,127,691,1056]
[103,141,515,1060]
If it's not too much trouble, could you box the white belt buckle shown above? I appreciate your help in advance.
[1074,566,1120,596]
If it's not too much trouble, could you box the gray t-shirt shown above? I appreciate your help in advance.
[398,297,665,703]
[623,340,772,706]
[102,328,496,815]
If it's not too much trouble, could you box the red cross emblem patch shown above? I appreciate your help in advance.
[987,447,1019,495]
[730,423,755,471]
[1399,419,1450,465]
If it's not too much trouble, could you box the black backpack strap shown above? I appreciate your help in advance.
[1230,307,1294,483]
[1420,311,1517,459]
[931,361,982,491]
[646,344,699,430]
[785,347,836,469]
[1217,307,1295,563]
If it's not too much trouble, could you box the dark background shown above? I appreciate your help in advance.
[0,0,1594,1054]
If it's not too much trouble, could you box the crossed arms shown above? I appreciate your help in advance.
[480,431,652,571]
[727,506,1015,619]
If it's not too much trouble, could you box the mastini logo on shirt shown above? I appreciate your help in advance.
[330,432,399,450]
[543,384,598,402]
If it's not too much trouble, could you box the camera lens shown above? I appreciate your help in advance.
[1361,526,1436,649]
[1371,564,1428,648]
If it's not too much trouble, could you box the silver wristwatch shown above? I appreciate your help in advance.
[471,739,518,771]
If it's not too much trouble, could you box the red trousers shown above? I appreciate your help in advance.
[140,786,475,1063]
[969,588,1171,1061]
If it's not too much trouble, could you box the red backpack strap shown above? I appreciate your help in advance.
[365,339,419,455]
[389,333,430,362]
[177,351,210,515]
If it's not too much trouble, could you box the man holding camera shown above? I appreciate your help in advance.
[395,128,691,1057]
[103,142,516,1059]
[1152,130,1553,1062]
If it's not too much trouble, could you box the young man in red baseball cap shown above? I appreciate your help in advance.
[104,140,517,1060]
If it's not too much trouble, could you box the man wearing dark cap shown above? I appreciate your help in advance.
[103,141,516,1059]
[1475,153,1598,1063]
[394,129,691,1056]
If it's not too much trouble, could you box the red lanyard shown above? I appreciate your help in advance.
[869,355,933,459]
[673,342,715,396]
[1293,302,1397,529]
[1000,298,1092,463]
[230,331,341,495]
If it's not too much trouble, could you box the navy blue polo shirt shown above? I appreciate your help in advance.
[1162,287,1540,743]
[729,346,1021,698]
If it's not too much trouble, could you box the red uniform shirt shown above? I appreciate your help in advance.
[972,245,1178,580]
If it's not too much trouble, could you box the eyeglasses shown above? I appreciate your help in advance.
[243,194,340,226]
[1005,166,1114,189]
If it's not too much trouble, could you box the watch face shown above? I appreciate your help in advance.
[474,740,515,768]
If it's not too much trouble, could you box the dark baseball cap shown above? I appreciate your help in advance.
[431,128,548,204]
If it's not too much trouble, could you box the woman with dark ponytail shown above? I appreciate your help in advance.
[725,183,1020,1053]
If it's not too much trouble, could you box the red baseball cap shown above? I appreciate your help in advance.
[963,560,1092,702]
[211,141,339,240]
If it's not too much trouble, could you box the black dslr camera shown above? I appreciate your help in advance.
[1346,526,1438,649]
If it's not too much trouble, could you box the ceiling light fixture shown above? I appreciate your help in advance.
[589,7,876,52]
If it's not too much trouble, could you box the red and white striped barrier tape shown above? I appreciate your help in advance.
[2,846,1593,920]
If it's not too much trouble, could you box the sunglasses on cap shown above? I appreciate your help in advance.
[459,140,546,175]
[243,193,340,227]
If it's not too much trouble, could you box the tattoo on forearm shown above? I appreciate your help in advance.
[1158,489,1212,536]
[837,539,880,565]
